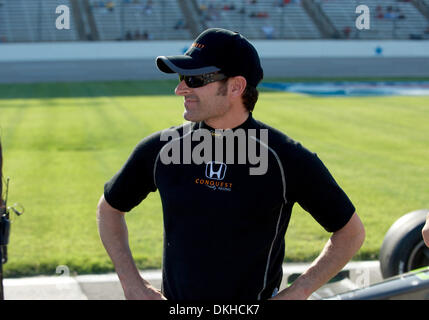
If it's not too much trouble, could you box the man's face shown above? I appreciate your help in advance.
[175,76,229,123]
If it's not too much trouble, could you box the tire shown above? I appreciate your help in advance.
[379,209,429,279]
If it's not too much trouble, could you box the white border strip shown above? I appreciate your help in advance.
[1,40,428,62]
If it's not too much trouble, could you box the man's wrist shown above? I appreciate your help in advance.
[276,275,313,300]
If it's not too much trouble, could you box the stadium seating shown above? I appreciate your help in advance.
[0,0,79,42]
[0,0,428,42]
[196,0,321,39]
[88,0,192,40]
[319,0,429,39]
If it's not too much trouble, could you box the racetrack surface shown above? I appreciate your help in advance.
[1,58,429,84]
[3,261,382,300]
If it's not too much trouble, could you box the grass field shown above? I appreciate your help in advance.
[0,79,428,277]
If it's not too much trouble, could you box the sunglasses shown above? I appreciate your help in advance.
[179,72,227,88]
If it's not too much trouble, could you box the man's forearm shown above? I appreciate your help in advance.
[275,212,365,299]
[96,197,142,284]
[97,196,166,300]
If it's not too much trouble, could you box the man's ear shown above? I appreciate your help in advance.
[229,76,247,98]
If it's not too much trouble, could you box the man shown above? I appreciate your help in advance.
[423,213,429,247]
[0,139,4,300]
[0,140,3,208]
[97,28,365,300]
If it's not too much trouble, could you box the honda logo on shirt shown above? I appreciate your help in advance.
[205,161,227,180]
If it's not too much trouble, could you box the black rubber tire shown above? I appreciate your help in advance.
[379,209,429,279]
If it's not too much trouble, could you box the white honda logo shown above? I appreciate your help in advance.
[205,161,227,180]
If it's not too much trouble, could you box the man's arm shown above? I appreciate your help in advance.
[272,212,365,300]
[422,212,429,247]
[96,195,166,300]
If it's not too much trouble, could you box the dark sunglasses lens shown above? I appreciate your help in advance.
[188,76,205,88]
[179,73,224,88]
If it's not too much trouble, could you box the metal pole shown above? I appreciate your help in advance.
[38,0,42,42]
[0,246,4,300]
[120,1,124,40]
[0,180,9,301]
[281,3,285,39]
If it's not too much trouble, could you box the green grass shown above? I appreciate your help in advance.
[0,79,428,277]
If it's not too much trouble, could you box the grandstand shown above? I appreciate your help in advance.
[0,0,428,42]
[0,0,79,42]
[89,0,192,40]
[197,0,321,39]
[320,0,429,39]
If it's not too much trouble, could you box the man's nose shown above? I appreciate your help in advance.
[175,79,191,96]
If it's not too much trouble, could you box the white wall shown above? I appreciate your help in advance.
[1,40,429,62]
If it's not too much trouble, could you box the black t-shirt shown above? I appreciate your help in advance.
[104,113,355,300]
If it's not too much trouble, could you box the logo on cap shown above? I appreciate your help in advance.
[191,42,205,50]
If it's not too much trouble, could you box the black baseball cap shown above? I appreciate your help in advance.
[156,28,264,87]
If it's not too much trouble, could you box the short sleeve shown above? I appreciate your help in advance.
[104,132,163,212]
[290,144,355,232]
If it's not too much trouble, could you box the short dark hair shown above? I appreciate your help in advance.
[217,79,259,112]
[242,85,259,112]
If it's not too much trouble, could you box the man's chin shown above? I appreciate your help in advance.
[183,111,201,122]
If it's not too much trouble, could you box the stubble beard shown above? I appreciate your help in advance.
[183,82,229,123]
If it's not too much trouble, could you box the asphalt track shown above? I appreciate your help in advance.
[3,261,382,300]
[1,58,429,84]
